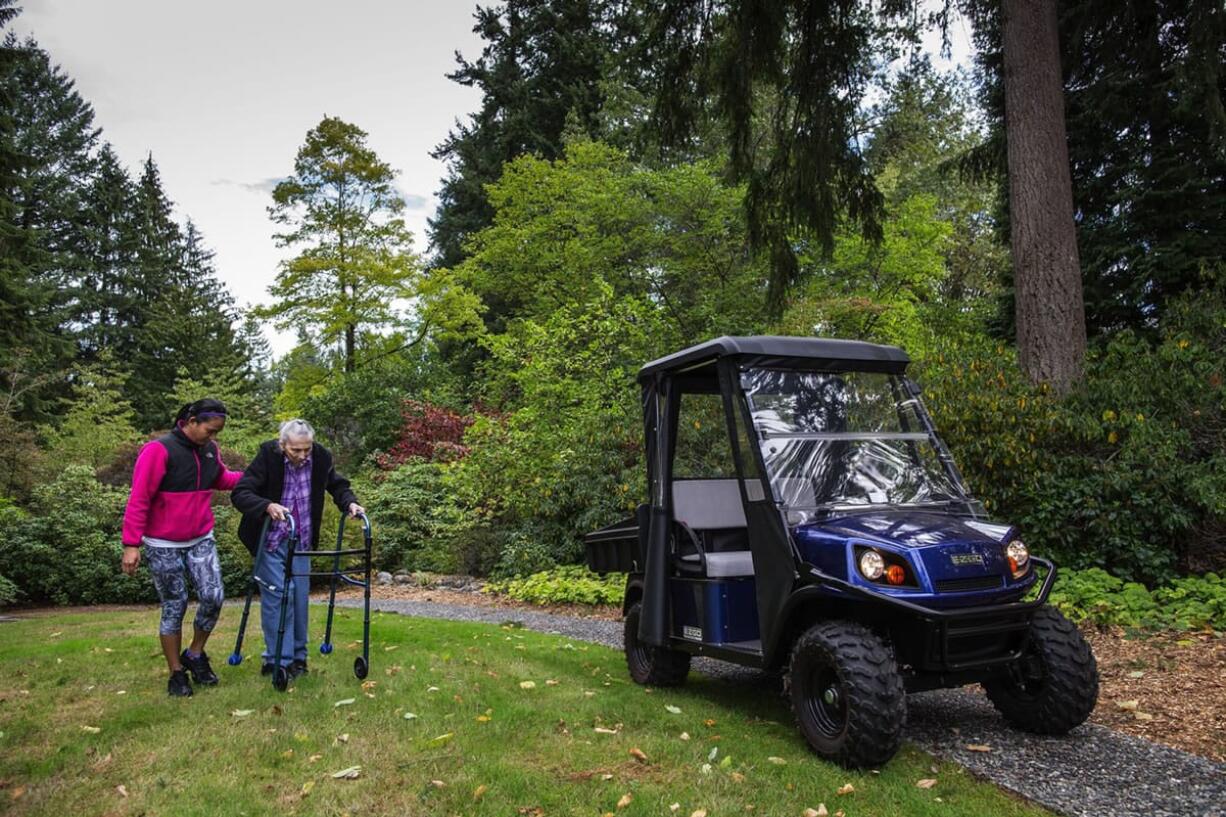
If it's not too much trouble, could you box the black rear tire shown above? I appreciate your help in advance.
[983,605,1098,734]
[623,602,691,686]
[787,620,905,768]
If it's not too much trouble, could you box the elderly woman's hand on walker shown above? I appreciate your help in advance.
[266,503,290,521]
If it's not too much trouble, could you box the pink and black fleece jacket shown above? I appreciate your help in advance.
[122,428,243,547]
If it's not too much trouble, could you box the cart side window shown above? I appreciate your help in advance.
[741,368,963,515]
[674,392,737,478]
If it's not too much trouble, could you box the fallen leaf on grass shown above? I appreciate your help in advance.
[308,754,322,763]
[595,727,618,735]
[9,786,25,801]
[1134,711,1155,721]
[730,772,745,783]
[965,744,992,753]
[916,779,937,789]
[664,705,682,714]
[231,710,254,718]
[116,784,128,798]
[336,733,350,744]
[403,712,417,720]
[301,780,315,796]
[720,755,733,768]
[1127,670,1145,679]
[836,783,855,795]
[427,686,439,693]
[476,714,491,723]
[331,766,361,780]
[703,719,717,727]
[629,748,648,764]
[429,732,454,745]
[361,680,377,691]
[520,681,537,690]
[680,732,690,740]
[617,793,633,808]
[473,784,488,800]
[670,804,680,813]
[384,645,398,651]
[545,679,559,686]
[766,756,787,765]
[50,631,62,638]
[281,750,294,759]
[430,780,446,788]
[803,807,827,817]
[1116,699,1140,711]
[691,810,708,817]
[81,725,101,734]
[333,698,356,708]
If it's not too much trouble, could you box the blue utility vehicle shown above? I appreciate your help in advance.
[585,336,1098,767]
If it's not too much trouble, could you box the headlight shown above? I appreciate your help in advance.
[1006,540,1029,576]
[858,549,885,581]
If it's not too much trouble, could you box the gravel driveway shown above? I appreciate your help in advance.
[334,597,1226,817]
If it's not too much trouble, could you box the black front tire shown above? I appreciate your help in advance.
[272,666,289,692]
[787,620,905,768]
[984,605,1098,734]
[624,602,691,686]
[354,656,369,680]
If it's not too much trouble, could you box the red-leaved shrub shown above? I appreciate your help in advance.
[377,400,474,468]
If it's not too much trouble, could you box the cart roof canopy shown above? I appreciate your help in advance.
[637,335,909,383]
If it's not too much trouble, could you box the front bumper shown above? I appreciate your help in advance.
[799,556,1057,673]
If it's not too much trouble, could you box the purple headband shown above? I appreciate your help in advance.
[195,411,227,420]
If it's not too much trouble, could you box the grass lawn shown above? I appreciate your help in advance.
[0,606,1052,817]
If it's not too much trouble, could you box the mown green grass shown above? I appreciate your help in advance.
[0,607,1051,817]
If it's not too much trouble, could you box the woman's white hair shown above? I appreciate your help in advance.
[279,418,315,444]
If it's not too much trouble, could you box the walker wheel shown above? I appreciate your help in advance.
[227,653,243,666]
[354,656,368,680]
[320,642,333,655]
[272,666,289,692]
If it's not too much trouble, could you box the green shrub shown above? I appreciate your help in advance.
[1050,567,1226,631]
[357,461,497,574]
[484,565,625,606]
[0,465,254,605]
[0,573,17,607]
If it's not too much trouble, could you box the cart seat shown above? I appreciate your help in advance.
[673,479,754,577]
[680,550,755,577]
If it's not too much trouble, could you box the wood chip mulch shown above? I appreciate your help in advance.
[1083,627,1226,762]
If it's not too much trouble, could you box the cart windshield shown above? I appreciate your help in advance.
[741,368,964,517]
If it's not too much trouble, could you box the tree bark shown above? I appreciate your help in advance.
[1002,0,1086,394]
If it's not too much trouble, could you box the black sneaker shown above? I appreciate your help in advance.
[180,649,219,686]
[168,669,193,697]
[287,659,308,681]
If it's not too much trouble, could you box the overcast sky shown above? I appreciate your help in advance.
[12,1,484,355]
[11,2,971,358]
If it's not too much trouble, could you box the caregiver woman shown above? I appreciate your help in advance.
[121,398,243,697]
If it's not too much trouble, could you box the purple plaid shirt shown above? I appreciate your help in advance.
[267,455,312,553]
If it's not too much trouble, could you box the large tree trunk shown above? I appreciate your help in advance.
[1002,0,1086,394]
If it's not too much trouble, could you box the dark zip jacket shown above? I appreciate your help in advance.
[231,439,358,556]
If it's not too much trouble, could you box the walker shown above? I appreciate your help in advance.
[228,512,374,691]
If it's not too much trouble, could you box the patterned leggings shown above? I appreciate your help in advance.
[146,539,225,636]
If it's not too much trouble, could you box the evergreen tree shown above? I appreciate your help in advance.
[1061,0,1226,333]
[40,350,138,470]
[261,116,420,374]
[0,30,99,418]
[428,0,616,269]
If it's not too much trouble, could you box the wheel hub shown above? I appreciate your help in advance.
[822,686,840,707]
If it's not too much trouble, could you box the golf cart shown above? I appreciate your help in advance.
[585,336,1098,767]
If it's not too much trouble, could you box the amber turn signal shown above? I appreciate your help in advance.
[885,564,907,585]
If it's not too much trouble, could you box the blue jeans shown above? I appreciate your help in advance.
[257,537,310,665]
